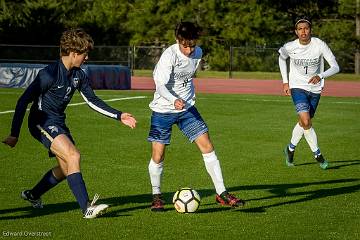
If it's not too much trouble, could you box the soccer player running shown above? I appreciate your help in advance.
[2,28,137,218]
[278,16,339,169]
[147,21,245,211]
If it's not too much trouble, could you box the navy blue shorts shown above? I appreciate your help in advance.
[147,106,209,145]
[28,111,75,157]
[291,88,321,118]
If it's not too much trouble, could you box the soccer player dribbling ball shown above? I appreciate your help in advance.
[278,16,340,169]
[146,21,245,211]
[2,28,137,219]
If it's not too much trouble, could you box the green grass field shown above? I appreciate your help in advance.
[0,89,359,239]
[134,69,360,81]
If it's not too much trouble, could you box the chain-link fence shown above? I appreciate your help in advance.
[131,46,166,70]
[229,46,356,77]
[0,44,357,77]
[229,47,279,77]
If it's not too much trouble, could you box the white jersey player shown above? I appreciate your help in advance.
[278,16,339,169]
[149,42,202,113]
[279,37,339,94]
[147,21,245,212]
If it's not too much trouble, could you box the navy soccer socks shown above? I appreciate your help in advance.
[30,169,62,199]
[67,172,89,213]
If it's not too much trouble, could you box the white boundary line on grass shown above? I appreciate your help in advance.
[237,98,360,105]
[1,95,359,115]
[200,97,360,105]
[0,96,147,115]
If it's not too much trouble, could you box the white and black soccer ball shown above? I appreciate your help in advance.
[172,187,201,213]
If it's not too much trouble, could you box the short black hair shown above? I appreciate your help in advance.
[294,16,312,29]
[175,21,200,41]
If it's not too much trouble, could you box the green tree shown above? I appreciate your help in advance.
[0,0,66,44]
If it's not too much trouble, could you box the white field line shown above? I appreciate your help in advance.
[1,95,358,115]
[199,97,360,105]
[0,96,147,115]
[238,98,360,105]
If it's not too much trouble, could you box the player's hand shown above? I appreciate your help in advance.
[120,113,137,129]
[2,136,18,148]
[174,99,185,110]
[308,75,321,84]
[282,83,291,96]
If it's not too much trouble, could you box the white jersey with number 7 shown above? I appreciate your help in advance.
[278,37,339,94]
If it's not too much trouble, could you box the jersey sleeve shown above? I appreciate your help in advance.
[278,55,289,84]
[10,71,49,137]
[78,73,122,120]
[278,44,290,83]
[318,40,340,79]
[278,45,289,60]
[153,49,174,85]
[153,49,177,103]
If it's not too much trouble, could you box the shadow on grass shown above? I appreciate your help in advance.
[235,178,360,213]
[0,177,359,219]
[295,159,360,169]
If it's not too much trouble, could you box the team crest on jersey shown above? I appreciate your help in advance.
[73,77,79,88]
[48,126,59,133]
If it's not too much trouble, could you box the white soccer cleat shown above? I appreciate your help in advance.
[21,190,43,209]
[83,193,109,219]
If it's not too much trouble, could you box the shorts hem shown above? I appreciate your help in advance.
[189,129,208,143]
[147,138,170,145]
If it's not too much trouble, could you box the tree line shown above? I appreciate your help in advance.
[0,0,358,72]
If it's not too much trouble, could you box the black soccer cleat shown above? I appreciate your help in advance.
[21,190,43,208]
[283,146,295,167]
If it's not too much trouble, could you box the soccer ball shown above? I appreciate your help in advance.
[172,187,201,213]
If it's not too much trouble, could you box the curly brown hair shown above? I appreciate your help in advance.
[60,28,94,56]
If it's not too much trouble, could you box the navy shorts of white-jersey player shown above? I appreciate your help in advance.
[147,21,245,212]
[2,28,137,219]
[278,16,339,170]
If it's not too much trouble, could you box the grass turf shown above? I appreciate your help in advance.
[134,69,360,81]
[0,89,359,239]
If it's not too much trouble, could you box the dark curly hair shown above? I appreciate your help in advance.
[175,21,200,42]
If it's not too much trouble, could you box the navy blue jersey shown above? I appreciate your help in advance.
[11,60,122,137]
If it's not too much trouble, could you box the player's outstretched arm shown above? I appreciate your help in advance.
[120,113,137,129]
[2,136,18,148]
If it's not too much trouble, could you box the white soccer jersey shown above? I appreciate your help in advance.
[278,37,339,93]
[149,43,202,113]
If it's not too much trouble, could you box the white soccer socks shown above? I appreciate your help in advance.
[303,127,320,153]
[148,159,163,195]
[290,123,304,151]
[149,152,227,196]
[202,151,226,195]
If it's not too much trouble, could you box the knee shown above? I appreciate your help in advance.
[66,149,81,165]
[152,151,164,163]
[198,141,214,154]
[203,143,214,153]
[300,119,312,129]
[151,143,166,163]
